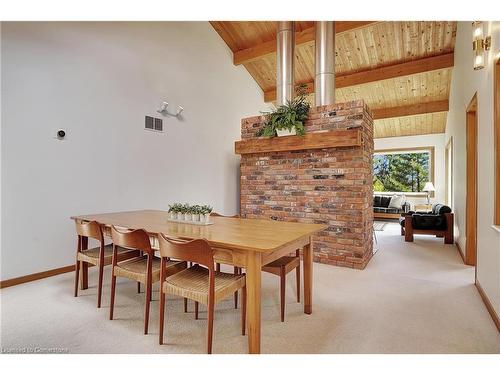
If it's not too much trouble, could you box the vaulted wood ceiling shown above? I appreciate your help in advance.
[210,21,457,138]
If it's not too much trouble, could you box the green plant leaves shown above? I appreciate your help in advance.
[168,203,213,214]
[256,84,310,137]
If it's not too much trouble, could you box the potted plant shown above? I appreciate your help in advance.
[191,205,201,222]
[257,84,310,137]
[168,203,180,220]
[168,204,174,220]
[201,205,213,223]
[182,203,192,221]
[175,203,183,221]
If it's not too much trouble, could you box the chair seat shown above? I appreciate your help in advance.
[163,264,245,305]
[77,244,137,266]
[263,256,300,276]
[114,255,186,284]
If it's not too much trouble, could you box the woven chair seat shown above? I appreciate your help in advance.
[114,255,185,284]
[77,244,137,266]
[163,264,246,305]
[263,256,300,276]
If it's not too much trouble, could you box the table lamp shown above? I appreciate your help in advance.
[423,182,435,205]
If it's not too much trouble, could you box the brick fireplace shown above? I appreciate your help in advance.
[236,100,374,269]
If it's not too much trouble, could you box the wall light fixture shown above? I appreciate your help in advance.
[472,21,491,70]
[157,101,184,118]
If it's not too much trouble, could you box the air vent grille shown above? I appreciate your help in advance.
[145,116,154,130]
[145,116,163,133]
[154,118,163,131]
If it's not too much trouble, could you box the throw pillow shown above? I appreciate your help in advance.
[380,196,392,208]
[388,194,405,209]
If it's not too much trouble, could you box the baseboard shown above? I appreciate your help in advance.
[0,265,75,289]
[475,278,500,332]
[455,241,465,264]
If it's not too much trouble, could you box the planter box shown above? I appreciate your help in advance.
[276,128,296,137]
[167,217,214,226]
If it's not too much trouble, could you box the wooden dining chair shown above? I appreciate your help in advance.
[74,220,138,308]
[158,234,246,354]
[109,226,186,334]
[211,212,241,309]
[262,249,301,322]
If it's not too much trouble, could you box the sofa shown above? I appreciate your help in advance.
[373,194,410,219]
[399,203,454,244]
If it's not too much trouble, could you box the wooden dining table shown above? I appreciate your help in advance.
[71,209,326,354]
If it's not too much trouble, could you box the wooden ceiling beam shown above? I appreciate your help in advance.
[233,21,378,66]
[264,52,455,102]
[210,21,240,52]
[372,100,449,120]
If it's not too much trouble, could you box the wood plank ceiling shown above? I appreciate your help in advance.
[210,21,457,138]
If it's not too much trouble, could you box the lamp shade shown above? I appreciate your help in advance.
[422,182,435,192]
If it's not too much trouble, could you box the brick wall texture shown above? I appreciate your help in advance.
[239,100,374,269]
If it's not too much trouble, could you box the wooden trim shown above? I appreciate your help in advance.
[373,212,401,219]
[235,129,361,155]
[209,21,240,53]
[466,93,478,266]
[494,58,500,225]
[455,241,465,264]
[337,53,454,88]
[374,146,435,198]
[0,265,75,289]
[475,278,500,332]
[372,100,449,120]
[264,53,454,102]
[232,21,378,66]
[233,27,312,66]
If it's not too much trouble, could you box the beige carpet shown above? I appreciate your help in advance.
[373,221,388,231]
[1,223,499,354]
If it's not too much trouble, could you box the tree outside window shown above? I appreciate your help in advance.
[373,149,431,193]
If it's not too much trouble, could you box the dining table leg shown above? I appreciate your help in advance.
[303,239,312,314]
[80,236,89,290]
[246,251,262,354]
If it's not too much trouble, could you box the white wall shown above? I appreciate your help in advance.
[445,21,500,319]
[1,22,266,280]
[374,133,446,207]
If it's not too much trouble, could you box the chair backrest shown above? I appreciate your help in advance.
[111,226,152,254]
[158,234,214,271]
[75,220,103,243]
[432,204,452,215]
[211,212,239,218]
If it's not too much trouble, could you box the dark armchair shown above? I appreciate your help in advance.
[399,204,454,244]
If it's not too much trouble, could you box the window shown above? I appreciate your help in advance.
[445,138,453,208]
[373,147,435,196]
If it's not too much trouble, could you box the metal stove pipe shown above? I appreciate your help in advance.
[276,21,295,106]
[315,21,336,105]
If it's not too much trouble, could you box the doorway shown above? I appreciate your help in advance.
[465,94,478,266]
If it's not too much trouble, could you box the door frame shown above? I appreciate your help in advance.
[465,93,478,266]
[494,58,500,225]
